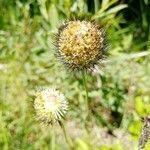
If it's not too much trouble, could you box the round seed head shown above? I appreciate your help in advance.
[55,20,106,71]
[34,88,68,125]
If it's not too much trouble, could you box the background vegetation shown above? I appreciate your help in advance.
[0,0,150,149]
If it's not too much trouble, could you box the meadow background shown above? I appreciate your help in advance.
[0,0,150,149]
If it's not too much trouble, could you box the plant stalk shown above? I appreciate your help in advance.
[58,121,73,149]
[82,70,90,115]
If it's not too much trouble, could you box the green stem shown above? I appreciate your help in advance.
[58,121,73,149]
[82,70,90,114]
[81,70,91,132]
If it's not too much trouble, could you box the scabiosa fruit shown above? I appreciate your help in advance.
[34,88,68,125]
[55,20,106,71]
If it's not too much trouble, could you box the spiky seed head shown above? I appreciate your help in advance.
[34,88,68,125]
[55,20,106,71]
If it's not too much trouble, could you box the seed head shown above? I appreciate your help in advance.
[55,20,106,71]
[34,88,68,125]
[138,116,150,149]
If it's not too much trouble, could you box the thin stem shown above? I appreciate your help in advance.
[81,70,91,132]
[58,121,73,149]
[82,70,90,114]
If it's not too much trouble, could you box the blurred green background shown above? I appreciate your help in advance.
[0,0,150,149]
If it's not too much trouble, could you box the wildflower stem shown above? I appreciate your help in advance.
[82,70,91,132]
[58,121,73,149]
[82,70,90,114]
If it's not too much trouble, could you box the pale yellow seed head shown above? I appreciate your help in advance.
[34,88,68,125]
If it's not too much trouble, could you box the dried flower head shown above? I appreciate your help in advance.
[138,116,150,149]
[34,88,68,125]
[55,20,106,71]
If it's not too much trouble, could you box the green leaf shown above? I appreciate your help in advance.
[128,121,142,139]
[93,4,127,19]
[75,138,90,150]
[135,96,150,117]
[48,4,59,29]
